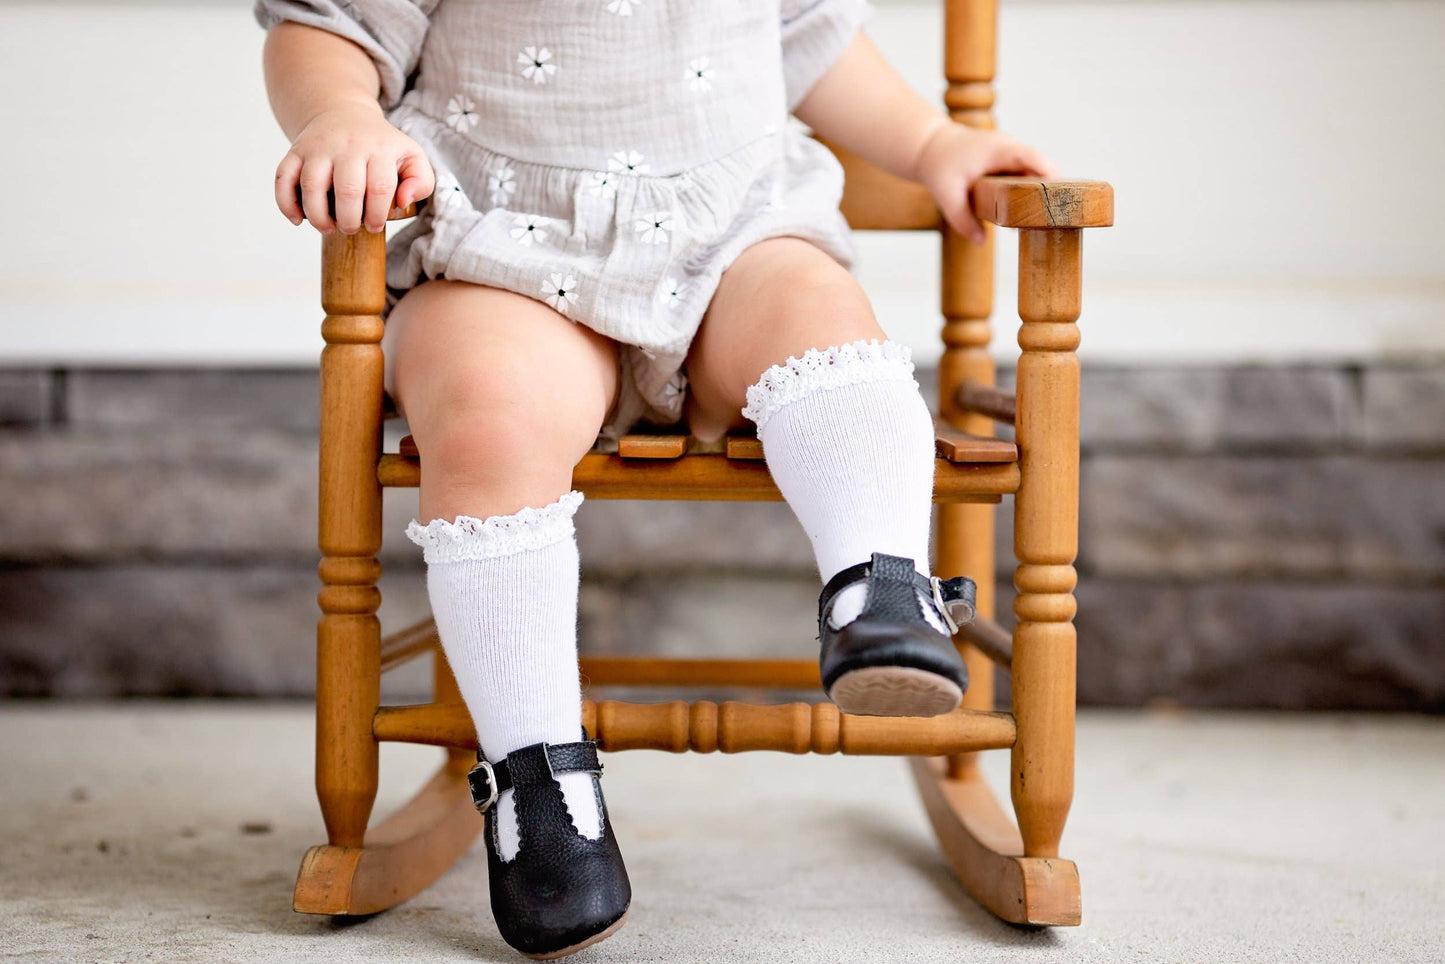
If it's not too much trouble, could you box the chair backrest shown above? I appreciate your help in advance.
[829,0,996,231]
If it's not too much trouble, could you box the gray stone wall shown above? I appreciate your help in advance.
[1,363,1441,709]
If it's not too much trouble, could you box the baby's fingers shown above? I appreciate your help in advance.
[298,156,336,234]
[943,182,987,247]
[363,155,399,233]
[274,152,304,226]
[992,138,1059,179]
[395,148,436,212]
[331,155,368,235]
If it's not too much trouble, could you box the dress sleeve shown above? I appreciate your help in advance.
[779,0,875,112]
[252,0,439,111]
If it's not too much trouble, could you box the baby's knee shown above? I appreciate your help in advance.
[760,260,876,337]
[754,278,885,375]
[786,278,872,332]
[413,367,599,477]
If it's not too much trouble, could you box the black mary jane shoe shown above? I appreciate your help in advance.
[817,551,978,717]
[468,731,631,960]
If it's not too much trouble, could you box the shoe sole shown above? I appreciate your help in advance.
[523,907,630,961]
[828,666,963,717]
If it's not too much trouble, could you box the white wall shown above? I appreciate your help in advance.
[1,0,1442,366]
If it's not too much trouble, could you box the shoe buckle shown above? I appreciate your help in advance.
[930,575,961,636]
[467,759,498,813]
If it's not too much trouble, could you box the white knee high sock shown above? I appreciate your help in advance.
[405,490,601,861]
[741,338,949,634]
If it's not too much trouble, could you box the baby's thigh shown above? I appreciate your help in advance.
[385,278,621,466]
[684,237,885,435]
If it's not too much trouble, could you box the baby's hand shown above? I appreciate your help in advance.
[915,123,1059,245]
[274,99,436,235]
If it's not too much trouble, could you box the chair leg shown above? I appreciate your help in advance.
[295,227,479,915]
[315,610,381,849]
[1010,228,1081,864]
[912,227,1083,927]
[311,228,389,851]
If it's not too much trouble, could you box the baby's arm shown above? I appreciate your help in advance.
[259,17,435,234]
[793,31,1058,245]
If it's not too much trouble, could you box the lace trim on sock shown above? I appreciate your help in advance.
[740,338,917,433]
[405,489,584,563]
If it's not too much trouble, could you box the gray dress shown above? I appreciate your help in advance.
[253,0,872,447]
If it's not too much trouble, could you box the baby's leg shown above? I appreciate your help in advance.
[386,278,620,521]
[687,237,960,701]
[684,236,883,443]
[386,278,620,860]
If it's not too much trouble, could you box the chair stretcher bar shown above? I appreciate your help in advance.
[373,699,1016,755]
[960,617,1013,670]
[954,381,1017,425]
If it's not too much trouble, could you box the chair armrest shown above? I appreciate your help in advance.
[971,176,1113,229]
[305,179,1108,230]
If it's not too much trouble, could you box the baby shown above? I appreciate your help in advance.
[255,0,1055,957]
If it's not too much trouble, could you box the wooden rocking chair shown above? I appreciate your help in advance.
[294,0,1113,930]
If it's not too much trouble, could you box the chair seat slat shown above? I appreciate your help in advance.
[380,450,1014,501]
[398,424,1016,464]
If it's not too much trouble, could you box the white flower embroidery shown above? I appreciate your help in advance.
[588,170,617,200]
[541,273,578,314]
[445,93,479,133]
[431,171,465,209]
[635,211,674,245]
[487,164,516,206]
[608,150,650,175]
[518,46,557,84]
[676,171,696,193]
[660,371,686,406]
[510,213,552,246]
[606,0,641,14]
[686,57,715,93]
[657,276,687,308]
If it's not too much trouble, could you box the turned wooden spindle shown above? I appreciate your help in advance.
[374,700,1018,756]
[577,699,1022,755]
[940,0,1000,780]
[943,0,996,129]
[1010,228,1082,859]
[316,227,388,848]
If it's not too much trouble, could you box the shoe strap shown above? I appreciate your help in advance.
[468,739,602,813]
[817,552,978,636]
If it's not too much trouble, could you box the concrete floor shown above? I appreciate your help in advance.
[1,704,1442,963]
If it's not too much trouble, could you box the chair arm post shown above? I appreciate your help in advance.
[1010,227,1082,860]
[314,229,388,847]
